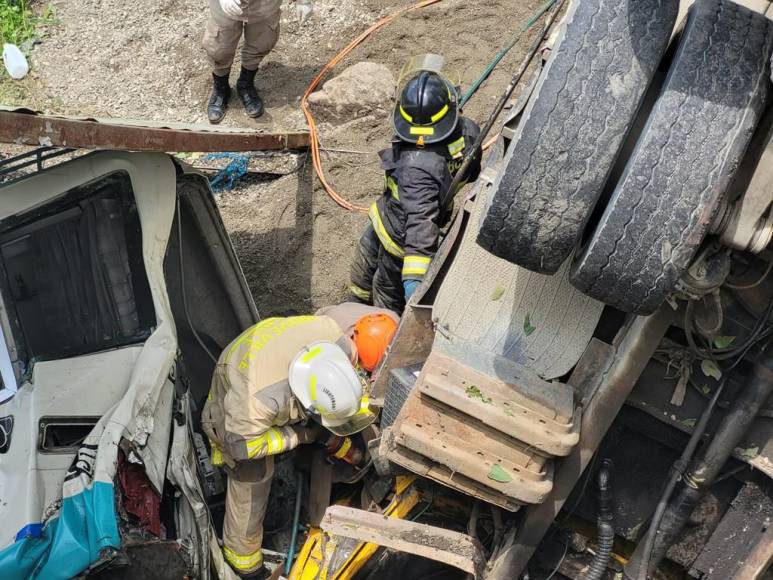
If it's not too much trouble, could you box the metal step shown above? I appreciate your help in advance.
[418,351,579,457]
[382,349,579,510]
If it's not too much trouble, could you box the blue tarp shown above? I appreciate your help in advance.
[0,481,120,580]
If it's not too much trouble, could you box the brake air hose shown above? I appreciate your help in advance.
[586,459,614,580]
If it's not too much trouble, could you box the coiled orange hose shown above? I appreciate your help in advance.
[301,0,444,213]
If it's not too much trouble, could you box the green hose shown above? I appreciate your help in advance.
[459,0,558,108]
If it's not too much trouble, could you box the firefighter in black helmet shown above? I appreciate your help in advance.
[350,56,482,314]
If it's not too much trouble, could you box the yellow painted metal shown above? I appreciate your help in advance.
[289,476,420,580]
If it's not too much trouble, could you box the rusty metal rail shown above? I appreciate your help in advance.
[0,108,310,152]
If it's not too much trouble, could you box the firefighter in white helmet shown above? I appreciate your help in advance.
[202,303,397,579]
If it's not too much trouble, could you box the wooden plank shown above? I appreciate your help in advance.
[321,505,486,578]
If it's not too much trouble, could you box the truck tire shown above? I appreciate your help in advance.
[570,0,773,314]
[477,0,678,274]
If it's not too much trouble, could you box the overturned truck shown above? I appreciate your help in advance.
[308,0,773,578]
[1,0,773,578]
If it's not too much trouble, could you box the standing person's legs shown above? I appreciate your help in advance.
[222,456,275,577]
[202,0,243,122]
[350,223,380,304]
[237,0,282,118]
[372,249,406,314]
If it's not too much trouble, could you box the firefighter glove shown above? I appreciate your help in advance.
[403,279,420,300]
[293,423,322,445]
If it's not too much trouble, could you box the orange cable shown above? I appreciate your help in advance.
[301,0,444,213]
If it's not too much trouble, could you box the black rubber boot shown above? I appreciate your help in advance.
[236,67,264,118]
[207,73,231,124]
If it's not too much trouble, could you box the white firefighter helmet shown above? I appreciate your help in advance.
[289,341,376,436]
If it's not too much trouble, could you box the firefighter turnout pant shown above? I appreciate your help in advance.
[222,456,275,575]
[350,223,406,314]
[203,0,282,76]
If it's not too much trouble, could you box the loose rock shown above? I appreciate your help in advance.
[308,61,395,122]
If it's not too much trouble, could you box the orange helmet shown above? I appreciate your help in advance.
[353,313,398,372]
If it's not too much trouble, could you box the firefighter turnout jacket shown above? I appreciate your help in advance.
[369,116,482,282]
[202,315,352,468]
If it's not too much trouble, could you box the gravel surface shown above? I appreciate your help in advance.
[2,0,547,316]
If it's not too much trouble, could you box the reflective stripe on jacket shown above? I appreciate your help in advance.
[371,116,482,281]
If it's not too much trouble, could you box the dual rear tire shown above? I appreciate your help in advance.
[478,0,773,314]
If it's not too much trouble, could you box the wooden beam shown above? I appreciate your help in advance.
[321,505,486,578]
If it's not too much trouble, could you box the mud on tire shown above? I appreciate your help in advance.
[476,0,678,274]
[570,0,773,314]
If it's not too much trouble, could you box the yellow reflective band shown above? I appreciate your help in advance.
[309,375,332,418]
[350,285,371,300]
[430,103,449,123]
[401,104,447,125]
[246,434,269,458]
[386,176,399,200]
[410,126,435,136]
[402,255,431,277]
[210,443,224,466]
[404,255,431,264]
[223,546,263,572]
[448,136,465,158]
[333,437,353,459]
[358,396,371,415]
[302,346,322,363]
[266,428,284,454]
[369,203,405,258]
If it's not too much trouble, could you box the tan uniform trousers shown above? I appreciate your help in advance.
[203,0,282,76]
[222,456,274,574]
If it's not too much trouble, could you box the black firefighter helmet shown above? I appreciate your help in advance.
[393,70,459,145]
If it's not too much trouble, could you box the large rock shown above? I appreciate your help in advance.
[308,61,395,121]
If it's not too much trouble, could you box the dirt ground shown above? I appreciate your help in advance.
[1,0,545,316]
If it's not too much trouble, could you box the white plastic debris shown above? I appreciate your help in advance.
[3,43,29,80]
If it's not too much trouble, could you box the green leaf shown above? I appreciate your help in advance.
[680,418,697,429]
[490,284,505,301]
[488,464,512,484]
[465,385,492,404]
[701,359,722,380]
[739,446,759,460]
[523,313,536,337]
[701,385,711,396]
[713,335,736,349]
